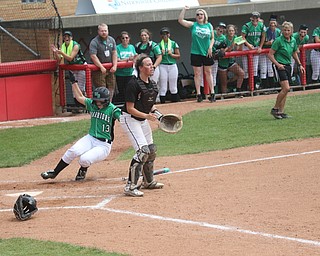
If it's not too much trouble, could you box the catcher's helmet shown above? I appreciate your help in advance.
[92,87,110,107]
[13,194,38,221]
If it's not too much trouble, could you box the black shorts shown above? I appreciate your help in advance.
[191,54,214,67]
[273,64,292,82]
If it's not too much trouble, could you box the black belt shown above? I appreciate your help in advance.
[162,63,175,65]
[93,136,111,143]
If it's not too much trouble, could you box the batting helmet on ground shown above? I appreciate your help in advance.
[13,194,38,221]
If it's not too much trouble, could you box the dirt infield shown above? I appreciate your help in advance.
[1,91,320,256]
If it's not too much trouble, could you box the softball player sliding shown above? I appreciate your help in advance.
[310,26,320,82]
[120,54,164,197]
[41,72,121,181]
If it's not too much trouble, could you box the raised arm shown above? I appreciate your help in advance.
[178,6,194,28]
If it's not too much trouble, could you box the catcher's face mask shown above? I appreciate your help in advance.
[13,194,38,221]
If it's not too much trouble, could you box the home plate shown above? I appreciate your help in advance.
[6,191,43,197]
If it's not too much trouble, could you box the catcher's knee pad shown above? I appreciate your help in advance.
[143,144,157,184]
[135,145,150,163]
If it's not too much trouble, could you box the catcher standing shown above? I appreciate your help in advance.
[120,54,164,197]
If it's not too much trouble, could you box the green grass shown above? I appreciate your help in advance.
[0,120,89,168]
[119,92,320,159]
[0,238,127,256]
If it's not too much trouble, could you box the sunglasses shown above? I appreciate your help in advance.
[122,36,129,39]
[196,13,204,16]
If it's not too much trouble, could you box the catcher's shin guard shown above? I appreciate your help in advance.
[128,159,144,190]
[142,144,164,189]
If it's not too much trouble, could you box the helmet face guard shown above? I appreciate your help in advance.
[92,87,110,108]
[13,194,38,221]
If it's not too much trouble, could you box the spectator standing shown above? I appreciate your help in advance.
[212,22,227,97]
[241,12,266,90]
[51,31,86,112]
[268,21,305,119]
[178,6,216,102]
[218,24,244,96]
[259,15,281,89]
[114,31,137,104]
[89,23,118,101]
[311,25,320,83]
[41,72,121,181]
[291,24,309,82]
[158,27,181,103]
[135,29,162,88]
[120,54,164,197]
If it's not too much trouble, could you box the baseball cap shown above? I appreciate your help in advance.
[269,14,277,21]
[299,24,308,30]
[63,31,73,37]
[251,11,260,18]
[218,22,227,28]
[160,27,170,35]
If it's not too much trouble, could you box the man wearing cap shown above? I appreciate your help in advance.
[259,15,281,90]
[241,11,266,90]
[51,31,87,112]
[89,23,117,101]
[158,27,181,103]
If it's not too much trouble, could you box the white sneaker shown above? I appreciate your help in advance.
[124,185,144,197]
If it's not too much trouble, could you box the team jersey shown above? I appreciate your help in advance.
[85,98,121,141]
[159,39,179,64]
[115,44,136,76]
[241,21,266,47]
[213,31,226,51]
[312,27,320,41]
[263,27,281,48]
[271,34,298,65]
[218,35,236,69]
[292,32,309,46]
[122,76,158,121]
[190,22,213,56]
[61,40,86,64]
[135,41,161,63]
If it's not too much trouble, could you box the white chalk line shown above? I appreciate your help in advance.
[1,149,320,185]
[1,149,320,248]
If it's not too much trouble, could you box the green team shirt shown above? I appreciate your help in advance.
[241,21,266,47]
[292,32,309,46]
[213,31,226,51]
[190,22,213,56]
[312,27,320,41]
[218,35,236,68]
[135,41,162,61]
[271,35,298,65]
[159,40,179,64]
[115,44,136,77]
[85,98,121,141]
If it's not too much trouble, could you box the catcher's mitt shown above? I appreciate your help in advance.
[158,114,183,134]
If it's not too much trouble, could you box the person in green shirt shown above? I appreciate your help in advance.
[259,15,281,89]
[158,27,181,103]
[178,6,215,103]
[268,21,305,119]
[41,71,121,181]
[291,24,309,79]
[115,31,137,104]
[310,26,320,83]
[241,12,266,89]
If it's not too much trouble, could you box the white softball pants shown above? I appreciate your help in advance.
[120,112,153,162]
[310,49,320,80]
[242,46,260,79]
[62,134,112,168]
[159,64,178,96]
[259,53,274,79]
